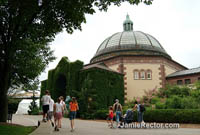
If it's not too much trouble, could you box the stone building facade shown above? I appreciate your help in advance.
[88,15,188,101]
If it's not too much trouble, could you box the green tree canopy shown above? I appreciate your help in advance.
[0,0,153,122]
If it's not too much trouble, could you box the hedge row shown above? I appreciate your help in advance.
[93,109,200,124]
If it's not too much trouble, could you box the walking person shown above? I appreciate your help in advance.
[65,95,71,113]
[53,98,64,131]
[69,97,79,132]
[134,101,145,123]
[59,96,66,128]
[113,99,122,128]
[41,90,51,122]
[47,96,54,127]
[107,106,114,128]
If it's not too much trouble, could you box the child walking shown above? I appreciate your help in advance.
[107,106,114,128]
[53,98,64,131]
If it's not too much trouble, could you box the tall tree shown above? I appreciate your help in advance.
[0,0,153,122]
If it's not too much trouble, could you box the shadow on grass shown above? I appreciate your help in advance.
[0,122,36,135]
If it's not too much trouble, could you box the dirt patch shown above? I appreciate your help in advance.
[180,124,200,129]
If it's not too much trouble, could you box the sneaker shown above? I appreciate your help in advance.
[54,126,57,131]
[51,122,54,127]
[42,119,45,122]
[54,126,59,131]
[43,118,47,122]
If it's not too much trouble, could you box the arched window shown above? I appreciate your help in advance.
[128,23,130,30]
[140,70,145,80]
[134,70,139,80]
[146,70,152,80]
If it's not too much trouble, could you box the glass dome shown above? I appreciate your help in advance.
[90,15,171,63]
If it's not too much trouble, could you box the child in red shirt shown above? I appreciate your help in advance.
[107,106,114,128]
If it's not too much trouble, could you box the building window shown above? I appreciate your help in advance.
[140,71,145,80]
[198,77,200,81]
[185,79,191,85]
[147,70,152,80]
[134,71,139,80]
[177,80,183,85]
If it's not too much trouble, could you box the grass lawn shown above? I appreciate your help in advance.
[0,123,36,135]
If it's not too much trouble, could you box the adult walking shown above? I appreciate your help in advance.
[134,101,145,123]
[41,90,51,122]
[69,97,79,132]
[47,96,54,127]
[113,99,122,128]
[65,95,71,113]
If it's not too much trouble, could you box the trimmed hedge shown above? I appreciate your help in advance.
[144,109,200,124]
[93,109,200,124]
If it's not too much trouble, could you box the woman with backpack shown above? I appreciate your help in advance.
[134,101,145,123]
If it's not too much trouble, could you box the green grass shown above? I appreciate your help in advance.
[0,123,36,135]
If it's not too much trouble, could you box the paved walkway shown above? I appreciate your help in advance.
[12,114,200,135]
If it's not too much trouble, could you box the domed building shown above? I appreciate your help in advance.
[42,14,200,111]
[89,14,187,101]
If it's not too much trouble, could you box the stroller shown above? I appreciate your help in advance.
[120,109,134,126]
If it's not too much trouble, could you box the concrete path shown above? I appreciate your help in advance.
[12,115,200,135]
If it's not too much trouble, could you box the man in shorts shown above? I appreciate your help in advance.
[47,96,54,126]
[41,90,51,122]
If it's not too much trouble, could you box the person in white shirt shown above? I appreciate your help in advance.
[54,98,64,131]
[47,96,54,127]
[41,90,51,122]
[59,96,66,128]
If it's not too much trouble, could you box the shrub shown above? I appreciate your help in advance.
[143,109,200,124]
[8,98,21,113]
[28,96,40,115]
[155,102,165,109]
[165,96,182,109]
[181,97,199,109]
[151,97,160,104]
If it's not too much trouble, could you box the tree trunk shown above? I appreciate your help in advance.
[0,62,10,122]
[0,88,8,122]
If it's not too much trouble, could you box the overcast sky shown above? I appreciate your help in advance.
[39,0,200,81]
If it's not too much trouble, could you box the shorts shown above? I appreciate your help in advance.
[54,112,62,120]
[47,111,53,120]
[69,111,76,120]
[107,117,113,121]
[42,105,49,114]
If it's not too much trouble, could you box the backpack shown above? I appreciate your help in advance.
[139,104,145,112]
[114,103,121,112]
